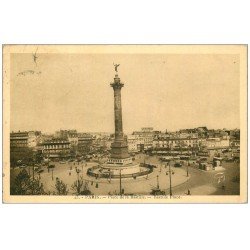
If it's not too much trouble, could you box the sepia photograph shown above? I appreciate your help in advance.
[2,45,247,203]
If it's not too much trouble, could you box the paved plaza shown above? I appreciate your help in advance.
[10,153,240,196]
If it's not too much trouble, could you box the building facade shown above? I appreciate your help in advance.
[78,133,94,154]
[55,129,78,146]
[42,139,71,159]
[205,138,230,149]
[10,131,38,148]
[153,137,199,150]
[127,134,144,152]
[132,127,155,150]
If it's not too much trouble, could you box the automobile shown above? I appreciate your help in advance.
[199,162,209,170]
[173,156,180,160]
[213,157,223,162]
[37,169,44,173]
[197,157,207,163]
[60,161,66,164]
[150,188,166,195]
[161,156,173,162]
[20,164,27,168]
[174,163,182,168]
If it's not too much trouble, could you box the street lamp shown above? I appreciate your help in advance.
[186,162,189,177]
[76,168,80,183]
[32,157,35,181]
[119,169,122,195]
[166,163,174,198]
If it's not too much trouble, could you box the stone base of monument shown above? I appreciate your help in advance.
[87,160,154,179]
[106,157,133,166]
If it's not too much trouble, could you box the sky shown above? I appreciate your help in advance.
[10,52,240,134]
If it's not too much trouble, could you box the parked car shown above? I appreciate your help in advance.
[174,163,182,168]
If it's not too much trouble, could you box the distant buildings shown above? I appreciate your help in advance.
[42,139,71,159]
[153,137,199,150]
[10,131,38,148]
[129,127,157,152]
[9,126,240,165]
[126,126,237,153]
[55,129,78,147]
[151,127,234,155]
[205,137,230,149]
[78,133,94,153]
[10,131,41,165]
[127,134,144,152]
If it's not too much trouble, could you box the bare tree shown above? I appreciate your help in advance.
[55,178,69,195]
[71,176,91,195]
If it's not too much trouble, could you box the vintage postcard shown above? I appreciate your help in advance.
[2,45,247,203]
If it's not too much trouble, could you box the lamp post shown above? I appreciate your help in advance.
[51,168,54,180]
[186,162,189,177]
[119,169,122,195]
[157,175,159,189]
[76,168,81,194]
[169,164,172,198]
[32,161,35,180]
[166,162,174,198]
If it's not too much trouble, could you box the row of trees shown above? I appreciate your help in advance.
[10,169,92,196]
[10,169,46,195]
[10,148,44,167]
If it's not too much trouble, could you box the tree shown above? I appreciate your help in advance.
[10,147,34,167]
[55,178,68,195]
[10,169,46,195]
[71,176,91,195]
[34,150,43,164]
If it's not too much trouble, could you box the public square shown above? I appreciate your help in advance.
[10,152,240,196]
[7,47,243,201]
